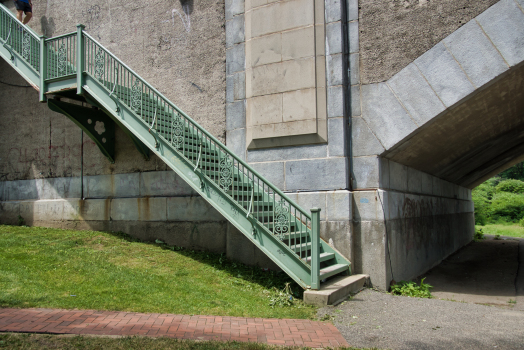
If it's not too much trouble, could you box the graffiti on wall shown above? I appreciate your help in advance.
[82,5,102,32]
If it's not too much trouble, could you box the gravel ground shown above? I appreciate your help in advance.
[319,288,524,350]
[319,238,524,350]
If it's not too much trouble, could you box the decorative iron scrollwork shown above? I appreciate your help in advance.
[57,44,67,74]
[22,30,30,61]
[219,155,233,192]
[130,79,142,113]
[171,113,184,149]
[274,200,289,239]
[94,49,105,80]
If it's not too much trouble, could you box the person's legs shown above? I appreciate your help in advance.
[16,10,24,22]
[23,12,32,24]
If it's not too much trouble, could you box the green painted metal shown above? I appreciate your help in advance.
[0,3,351,289]
[311,208,320,290]
[47,98,116,164]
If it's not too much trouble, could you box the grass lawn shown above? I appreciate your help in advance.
[0,225,315,319]
[0,333,376,350]
[475,223,524,238]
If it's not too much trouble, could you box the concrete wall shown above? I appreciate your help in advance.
[225,0,350,192]
[352,0,524,189]
[359,0,500,84]
[352,160,474,289]
[1,0,225,180]
[0,171,353,270]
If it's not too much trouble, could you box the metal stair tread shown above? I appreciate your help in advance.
[304,252,335,264]
[319,264,349,280]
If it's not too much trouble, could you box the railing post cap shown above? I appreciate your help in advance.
[310,207,321,212]
[76,24,85,29]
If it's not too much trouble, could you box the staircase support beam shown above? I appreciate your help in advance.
[47,98,116,164]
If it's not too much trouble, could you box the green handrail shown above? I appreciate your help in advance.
[81,32,312,220]
[0,3,40,72]
[0,5,343,287]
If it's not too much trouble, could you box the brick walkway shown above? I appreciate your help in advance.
[0,308,349,348]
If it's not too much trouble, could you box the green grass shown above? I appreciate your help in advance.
[475,223,524,238]
[0,333,376,350]
[0,225,315,319]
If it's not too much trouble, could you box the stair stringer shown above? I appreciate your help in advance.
[82,75,314,289]
[0,39,39,90]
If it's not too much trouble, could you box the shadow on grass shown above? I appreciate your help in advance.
[105,231,305,299]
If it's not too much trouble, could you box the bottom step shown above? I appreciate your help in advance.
[303,274,369,306]
[319,263,349,280]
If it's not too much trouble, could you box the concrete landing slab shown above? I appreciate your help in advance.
[304,274,369,306]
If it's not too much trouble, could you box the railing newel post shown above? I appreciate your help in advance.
[76,24,85,95]
[39,34,46,102]
[310,207,321,290]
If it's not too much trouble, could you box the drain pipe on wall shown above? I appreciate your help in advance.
[80,129,84,200]
[341,0,353,191]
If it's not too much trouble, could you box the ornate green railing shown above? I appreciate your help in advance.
[0,3,351,289]
[0,6,40,72]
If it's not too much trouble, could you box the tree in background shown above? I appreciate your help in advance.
[498,161,524,181]
[473,161,524,225]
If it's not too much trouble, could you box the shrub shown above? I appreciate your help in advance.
[490,192,524,221]
[475,181,496,200]
[472,182,494,224]
[519,217,524,228]
[390,278,433,298]
[474,228,485,241]
[495,179,524,194]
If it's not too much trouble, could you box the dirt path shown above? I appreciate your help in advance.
[321,237,524,349]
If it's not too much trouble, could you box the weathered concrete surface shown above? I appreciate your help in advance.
[352,189,474,289]
[359,0,500,83]
[1,0,225,182]
[421,236,523,307]
[304,274,368,306]
[385,62,524,188]
[357,0,524,189]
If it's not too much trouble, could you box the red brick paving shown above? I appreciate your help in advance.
[0,308,348,348]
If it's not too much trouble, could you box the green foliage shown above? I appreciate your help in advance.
[474,228,485,241]
[520,217,524,227]
[267,283,294,308]
[473,166,524,225]
[490,192,524,221]
[390,278,433,299]
[495,179,524,194]
[475,224,524,238]
[499,161,524,181]
[0,225,315,319]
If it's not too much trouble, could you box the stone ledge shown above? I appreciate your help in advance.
[304,274,369,306]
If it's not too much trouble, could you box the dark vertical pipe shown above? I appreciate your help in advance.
[80,129,84,199]
[341,0,353,190]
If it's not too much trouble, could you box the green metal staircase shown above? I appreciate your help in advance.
[0,4,351,290]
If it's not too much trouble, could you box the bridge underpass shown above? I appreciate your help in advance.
[351,0,524,289]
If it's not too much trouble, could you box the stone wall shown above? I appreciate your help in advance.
[359,0,499,84]
[225,0,350,191]
[0,0,226,182]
